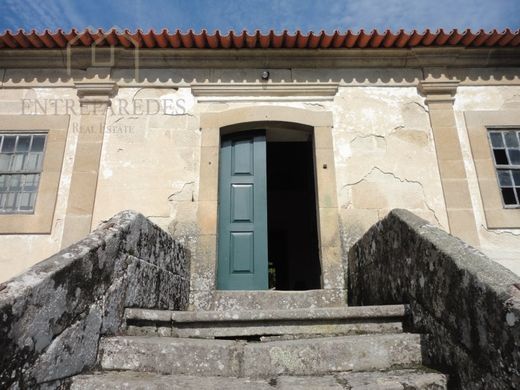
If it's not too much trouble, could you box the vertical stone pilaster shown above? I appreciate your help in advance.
[61,81,117,247]
[418,80,480,246]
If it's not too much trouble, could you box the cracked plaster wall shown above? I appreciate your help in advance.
[454,85,520,275]
[95,84,448,270]
[1,66,519,282]
[0,72,450,283]
[91,86,200,251]
[331,86,449,252]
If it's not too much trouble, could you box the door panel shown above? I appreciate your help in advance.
[217,132,268,290]
[231,184,254,222]
[230,232,254,273]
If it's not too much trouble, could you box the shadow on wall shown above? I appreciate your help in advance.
[348,209,520,389]
[0,210,190,389]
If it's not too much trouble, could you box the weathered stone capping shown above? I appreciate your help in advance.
[348,209,520,389]
[0,210,190,389]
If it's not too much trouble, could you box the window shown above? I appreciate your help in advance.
[0,115,68,233]
[0,133,47,213]
[488,129,520,207]
[465,111,520,229]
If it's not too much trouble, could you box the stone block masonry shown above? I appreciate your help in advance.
[349,208,520,389]
[0,210,190,389]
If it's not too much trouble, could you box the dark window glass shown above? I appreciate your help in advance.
[490,132,504,147]
[31,135,46,152]
[493,149,509,165]
[513,171,520,186]
[498,170,513,186]
[504,131,519,147]
[16,136,31,152]
[489,130,520,207]
[502,188,517,205]
[509,149,520,165]
[2,136,16,153]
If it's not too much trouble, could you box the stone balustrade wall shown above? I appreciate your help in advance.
[349,209,520,389]
[0,210,190,388]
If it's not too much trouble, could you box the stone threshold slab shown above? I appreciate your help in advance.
[208,289,347,311]
[125,304,407,323]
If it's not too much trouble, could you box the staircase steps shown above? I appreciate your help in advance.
[124,304,407,338]
[70,369,447,389]
[71,303,448,388]
[99,333,423,377]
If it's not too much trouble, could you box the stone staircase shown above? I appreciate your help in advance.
[70,301,448,389]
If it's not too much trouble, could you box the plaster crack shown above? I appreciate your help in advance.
[481,225,520,237]
[109,117,138,125]
[342,166,442,226]
[304,102,326,109]
[168,181,195,201]
[407,100,429,113]
[350,133,386,143]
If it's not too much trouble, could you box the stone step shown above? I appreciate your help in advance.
[99,333,423,378]
[125,304,407,338]
[205,289,346,311]
[70,369,447,389]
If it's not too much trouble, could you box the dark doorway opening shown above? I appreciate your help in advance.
[266,139,321,290]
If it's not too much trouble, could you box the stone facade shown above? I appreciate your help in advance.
[349,209,520,389]
[0,47,519,291]
[0,210,190,388]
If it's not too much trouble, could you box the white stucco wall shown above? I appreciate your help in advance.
[0,66,519,282]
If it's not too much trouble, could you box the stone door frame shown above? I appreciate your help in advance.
[191,106,344,308]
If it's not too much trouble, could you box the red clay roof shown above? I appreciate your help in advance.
[0,29,519,49]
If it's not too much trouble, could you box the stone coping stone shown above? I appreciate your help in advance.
[125,304,407,323]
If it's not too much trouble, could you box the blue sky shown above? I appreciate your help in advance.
[1,0,519,33]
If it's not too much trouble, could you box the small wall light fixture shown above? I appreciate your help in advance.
[261,70,270,80]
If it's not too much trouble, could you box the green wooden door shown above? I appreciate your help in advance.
[217,131,268,290]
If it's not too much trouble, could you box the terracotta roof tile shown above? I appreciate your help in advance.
[0,29,518,49]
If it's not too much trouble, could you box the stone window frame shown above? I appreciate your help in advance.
[465,110,520,229]
[195,106,343,295]
[0,115,69,234]
[0,133,47,214]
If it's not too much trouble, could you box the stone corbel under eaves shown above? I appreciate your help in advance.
[74,80,118,105]
[417,80,460,104]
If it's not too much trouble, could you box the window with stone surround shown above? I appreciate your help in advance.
[0,133,47,213]
[465,111,520,229]
[488,129,520,208]
[0,115,69,233]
